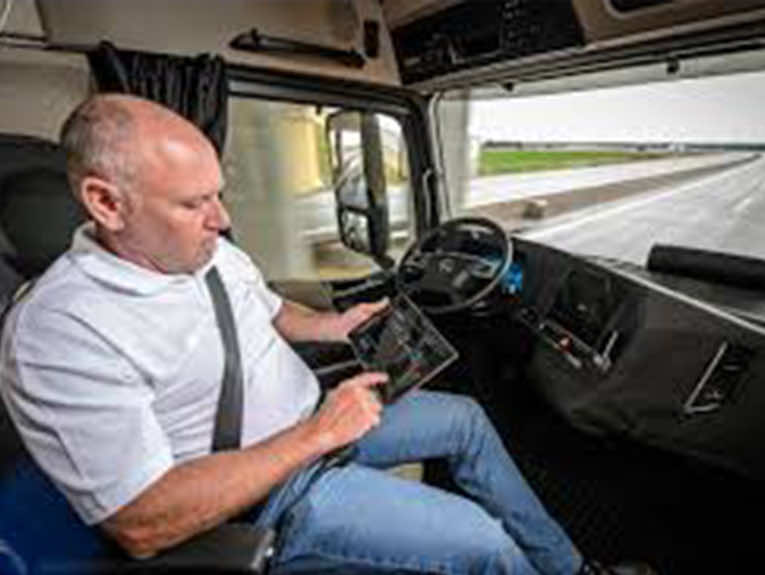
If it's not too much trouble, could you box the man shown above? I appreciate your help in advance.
[1,95,651,575]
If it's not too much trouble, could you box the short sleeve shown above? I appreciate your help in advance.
[0,304,174,526]
[251,265,283,319]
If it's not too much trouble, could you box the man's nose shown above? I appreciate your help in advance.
[207,195,231,232]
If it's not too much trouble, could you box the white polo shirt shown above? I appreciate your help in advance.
[0,224,320,525]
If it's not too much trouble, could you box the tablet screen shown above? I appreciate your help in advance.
[348,295,458,403]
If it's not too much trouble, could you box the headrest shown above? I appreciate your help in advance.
[0,134,65,182]
[0,168,86,278]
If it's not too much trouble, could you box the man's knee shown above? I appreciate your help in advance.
[448,394,491,430]
[462,519,530,574]
[462,395,486,418]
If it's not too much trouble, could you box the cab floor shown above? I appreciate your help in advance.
[426,370,757,575]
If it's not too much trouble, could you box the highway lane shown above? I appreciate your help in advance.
[298,153,746,241]
[466,152,745,206]
[523,155,765,265]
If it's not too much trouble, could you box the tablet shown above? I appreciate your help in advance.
[348,294,458,403]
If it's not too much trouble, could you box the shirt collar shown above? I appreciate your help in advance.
[69,223,218,296]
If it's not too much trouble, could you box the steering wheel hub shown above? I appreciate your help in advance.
[396,217,512,315]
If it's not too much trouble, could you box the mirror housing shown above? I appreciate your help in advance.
[327,111,391,266]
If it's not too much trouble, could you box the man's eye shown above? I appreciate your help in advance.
[182,200,203,210]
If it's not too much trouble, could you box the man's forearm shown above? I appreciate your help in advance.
[102,418,330,559]
[274,300,343,342]
[274,299,388,343]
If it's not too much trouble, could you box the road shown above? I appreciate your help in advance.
[465,152,744,206]
[523,154,765,265]
[299,153,745,242]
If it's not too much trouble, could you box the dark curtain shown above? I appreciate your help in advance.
[87,41,228,156]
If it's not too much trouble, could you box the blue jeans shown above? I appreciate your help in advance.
[254,391,582,574]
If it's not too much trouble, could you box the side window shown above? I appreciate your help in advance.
[224,97,411,281]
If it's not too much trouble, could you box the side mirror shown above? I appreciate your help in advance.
[326,111,390,266]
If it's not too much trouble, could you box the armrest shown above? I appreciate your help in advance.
[39,523,276,574]
[133,523,276,574]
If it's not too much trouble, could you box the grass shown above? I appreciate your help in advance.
[478,148,671,176]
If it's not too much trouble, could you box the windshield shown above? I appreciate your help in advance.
[436,70,765,266]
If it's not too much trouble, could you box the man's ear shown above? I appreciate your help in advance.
[79,176,130,231]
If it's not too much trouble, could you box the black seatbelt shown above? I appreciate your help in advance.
[206,266,277,543]
[205,266,244,452]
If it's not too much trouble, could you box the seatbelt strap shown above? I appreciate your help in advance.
[0,278,37,329]
[205,266,244,451]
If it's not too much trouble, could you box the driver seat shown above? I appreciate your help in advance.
[0,133,274,574]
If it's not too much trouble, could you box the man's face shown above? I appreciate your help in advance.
[120,133,231,274]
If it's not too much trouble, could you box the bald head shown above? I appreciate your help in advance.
[58,94,230,274]
[59,94,215,199]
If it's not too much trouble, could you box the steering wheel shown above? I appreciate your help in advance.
[396,217,512,315]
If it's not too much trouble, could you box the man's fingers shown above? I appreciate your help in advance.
[351,298,389,321]
[362,298,389,315]
[341,371,388,388]
[347,371,388,388]
[338,299,389,341]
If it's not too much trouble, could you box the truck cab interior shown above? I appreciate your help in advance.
[2,1,765,573]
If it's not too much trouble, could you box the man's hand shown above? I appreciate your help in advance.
[333,299,389,342]
[274,298,389,343]
[310,371,388,453]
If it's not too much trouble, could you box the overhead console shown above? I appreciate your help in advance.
[385,0,765,89]
[390,0,584,85]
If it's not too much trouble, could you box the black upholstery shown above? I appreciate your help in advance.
[0,259,22,327]
[0,168,86,277]
[0,134,272,574]
[0,134,66,179]
[0,386,25,476]
[0,134,76,297]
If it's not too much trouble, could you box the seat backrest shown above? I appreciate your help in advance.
[0,134,275,572]
[0,538,27,575]
[0,259,23,330]
[0,131,82,515]
[0,134,106,572]
[0,396,110,572]
[0,133,79,476]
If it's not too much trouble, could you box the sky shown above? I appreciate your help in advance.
[470,70,765,144]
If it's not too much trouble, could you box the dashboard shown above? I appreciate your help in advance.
[276,236,765,479]
[508,237,765,479]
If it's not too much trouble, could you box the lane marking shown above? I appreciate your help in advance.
[525,159,764,241]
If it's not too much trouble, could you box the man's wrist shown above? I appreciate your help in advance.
[296,417,336,458]
[318,312,345,342]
